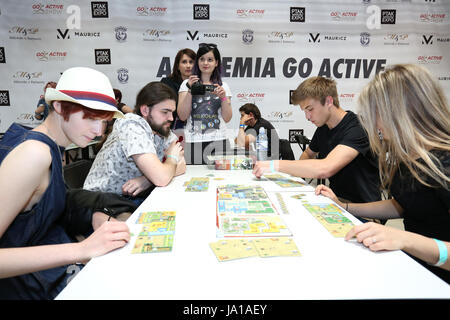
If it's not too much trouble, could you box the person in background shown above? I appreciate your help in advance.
[253,76,381,204]
[0,67,129,299]
[84,82,186,205]
[177,43,232,164]
[235,103,279,159]
[161,48,196,131]
[34,81,57,121]
[113,88,133,114]
[316,64,450,283]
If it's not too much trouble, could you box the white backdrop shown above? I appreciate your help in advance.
[1,0,449,156]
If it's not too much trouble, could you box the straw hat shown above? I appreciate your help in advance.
[45,67,123,118]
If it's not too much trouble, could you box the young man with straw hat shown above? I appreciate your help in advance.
[0,67,131,299]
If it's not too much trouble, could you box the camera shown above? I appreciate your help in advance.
[190,82,215,95]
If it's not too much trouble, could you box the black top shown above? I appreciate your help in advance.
[160,76,185,130]
[245,118,279,158]
[309,111,381,203]
[390,149,450,284]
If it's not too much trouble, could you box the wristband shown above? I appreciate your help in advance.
[239,124,245,129]
[432,239,448,267]
[270,160,275,173]
[167,154,179,163]
[221,96,227,102]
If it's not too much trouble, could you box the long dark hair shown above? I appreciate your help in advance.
[192,44,223,86]
[169,48,196,84]
[135,82,177,116]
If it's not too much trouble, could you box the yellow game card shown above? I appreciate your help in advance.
[209,239,258,262]
[253,237,301,258]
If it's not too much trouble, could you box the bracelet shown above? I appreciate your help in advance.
[432,239,448,267]
[270,160,275,173]
[167,154,179,163]
[239,124,245,129]
[221,96,227,102]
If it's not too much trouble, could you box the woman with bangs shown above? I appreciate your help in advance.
[178,43,232,164]
[316,64,450,283]
[0,67,131,299]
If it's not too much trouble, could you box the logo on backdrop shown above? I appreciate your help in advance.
[193,4,209,20]
[115,26,127,42]
[308,33,320,43]
[95,49,111,64]
[381,9,396,24]
[360,32,371,46]
[290,7,305,22]
[117,68,129,84]
[0,91,11,106]
[186,30,199,41]
[91,2,109,18]
[57,28,70,39]
[242,29,254,45]
[0,47,5,63]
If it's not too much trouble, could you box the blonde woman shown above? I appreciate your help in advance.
[316,64,450,283]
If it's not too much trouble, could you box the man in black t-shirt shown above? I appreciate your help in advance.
[253,76,381,203]
[235,103,279,159]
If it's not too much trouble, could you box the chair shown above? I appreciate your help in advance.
[63,159,93,189]
[279,139,295,160]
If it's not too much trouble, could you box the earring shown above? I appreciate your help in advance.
[377,129,383,141]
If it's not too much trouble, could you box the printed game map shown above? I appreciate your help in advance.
[216,185,291,237]
[132,211,177,254]
[302,203,354,237]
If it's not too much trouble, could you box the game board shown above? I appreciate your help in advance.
[131,211,177,254]
[132,234,174,253]
[302,202,354,237]
[264,173,307,188]
[184,177,209,192]
[218,215,291,237]
[217,185,275,215]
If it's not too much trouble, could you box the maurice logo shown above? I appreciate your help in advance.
[193,4,209,20]
[186,30,199,41]
[95,49,110,64]
[308,33,320,43]
[57,28,70,39]
[91,2,108,18]
[0,90,10,106]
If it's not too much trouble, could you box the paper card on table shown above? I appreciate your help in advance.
[131,234,174,254]
[253,237,301,258]
[135,211,176,224]
[209,239,258,262]
[184,177,209,192]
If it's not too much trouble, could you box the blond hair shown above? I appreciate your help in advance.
[357,64,450,190]
[292,76,340,107]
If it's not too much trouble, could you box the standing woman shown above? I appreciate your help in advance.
[0,67,130,299]
[161,48,196,130]
[316,64,450,283]
[177,43,232,164]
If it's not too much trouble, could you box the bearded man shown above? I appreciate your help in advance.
[84,82,186,204]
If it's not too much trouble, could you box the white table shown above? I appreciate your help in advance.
[56,165,450,300]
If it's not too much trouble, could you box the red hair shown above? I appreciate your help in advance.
[58,101,114,121]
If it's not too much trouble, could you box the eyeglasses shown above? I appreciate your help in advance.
[199,43,217,49]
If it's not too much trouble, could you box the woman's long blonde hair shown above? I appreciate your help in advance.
[357,64,450,190]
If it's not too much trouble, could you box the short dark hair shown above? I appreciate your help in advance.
[239,103,261,120]
[135,82,177,116]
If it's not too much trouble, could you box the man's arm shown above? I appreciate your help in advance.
[132,140,184,187]
[278,144,359,178]
[253,144,358,179]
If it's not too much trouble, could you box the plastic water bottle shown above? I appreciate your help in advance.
[256,127,269,161]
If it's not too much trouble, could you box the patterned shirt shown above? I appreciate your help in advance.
[83,113,177,195]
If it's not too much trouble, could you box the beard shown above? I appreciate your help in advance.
[146,115,172,137]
